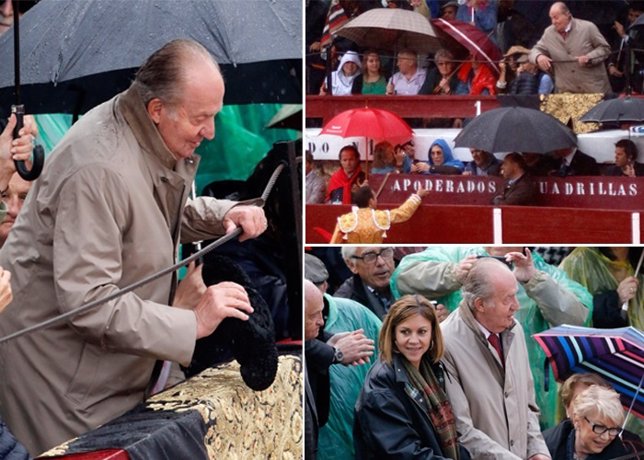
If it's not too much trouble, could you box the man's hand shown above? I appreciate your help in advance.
[386,82,395,95]
[617,276,639,304]
[193,281,254,339]
[222,205,267,242]
[415,187,429,198]
[528,454,551,460]
[0,268,12,313]
[328,329,375,366]
[536,54,552,72]
[576,55,590,66]
[0,114,37,181]
[506,248,537,283]
[454,255,478,284]
[173,261,207,310]
[614,20,626,39]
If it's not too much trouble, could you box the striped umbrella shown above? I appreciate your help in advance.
[533,325,643,419]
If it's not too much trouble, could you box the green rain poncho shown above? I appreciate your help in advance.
[317,294,382,460]
[390,246,593,429]
[560,247,643,331]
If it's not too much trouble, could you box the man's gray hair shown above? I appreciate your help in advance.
[341,246,358,262]
[132,39,221,107]
[461,258,507,311]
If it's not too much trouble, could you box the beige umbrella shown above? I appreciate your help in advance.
[335,8,442,54]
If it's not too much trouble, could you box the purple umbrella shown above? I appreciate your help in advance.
[533,325,643,419]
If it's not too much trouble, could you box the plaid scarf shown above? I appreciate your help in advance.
[402,357,460,460]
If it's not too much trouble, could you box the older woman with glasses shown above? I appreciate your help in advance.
[354,295,470,459]
[543,384,643,459]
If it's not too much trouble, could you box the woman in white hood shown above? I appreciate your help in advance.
[320,50,362,96]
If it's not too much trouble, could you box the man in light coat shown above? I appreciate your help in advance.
[529,2,611,94]
[0,40,267,454]
[440,258,551,460]
[390,246,591,429]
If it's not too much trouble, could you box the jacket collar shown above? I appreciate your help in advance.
[457,300,516,343]
[117,85,195,171]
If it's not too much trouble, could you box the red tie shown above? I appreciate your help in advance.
[488,333,504,365]
[559,30,568,40]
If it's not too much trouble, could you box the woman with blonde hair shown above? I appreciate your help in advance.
[354,295,470,459]
[544,385,643,459]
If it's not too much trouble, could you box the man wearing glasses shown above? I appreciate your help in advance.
[335,247,396,319]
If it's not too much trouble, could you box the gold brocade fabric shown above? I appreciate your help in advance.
[41,355,302,459]
[540,93,604,134]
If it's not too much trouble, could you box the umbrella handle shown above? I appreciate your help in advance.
[11,105,44,181]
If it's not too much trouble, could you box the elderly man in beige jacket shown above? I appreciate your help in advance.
[440,258,551,460]
[529,2,611,94]
[0,40,267,455]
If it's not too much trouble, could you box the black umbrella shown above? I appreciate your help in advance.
[0,0,301,117]
[580,96,644,124]
[453,106,577,153]
[9,0,44,180]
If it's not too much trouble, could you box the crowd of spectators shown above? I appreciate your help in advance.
[308,1,644,97]
[305,245,643,459]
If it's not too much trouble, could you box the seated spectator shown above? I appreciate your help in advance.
[440,0,459,20]
[560,247,642,330]
[419,48,465,128]
[386,49,427,95]
[326,145,366,204]
[507,54,554,95]
[522,152,559,176]
[354,295,471,460]
[604,139,644,177]
[393,140,417,174]
[352,50,387,95]
[371,141,399,175]
[457,54,497,95]
[320,50,362,96]
[549,147,600,177]
[558,373,612,419]
[457,0,498,41]
[330,185,427,244]
[306,150,328,204]
[543,385,644,459]
[492,152,538,205]
[419,49,462,96]
[414,138,464,175]
[463,148,501,176]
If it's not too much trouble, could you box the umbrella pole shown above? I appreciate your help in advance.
[12,0,20,104]
[620,374,643,434]
[620,250,644,318]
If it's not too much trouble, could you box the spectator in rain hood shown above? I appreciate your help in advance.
[320,50,362,96]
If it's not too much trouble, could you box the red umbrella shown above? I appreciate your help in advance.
[320,107,412,146]
[431,18,502,74]
[320,107,412,175]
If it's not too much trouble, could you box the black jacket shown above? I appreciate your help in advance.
[555,151,601,177]
[543,419,643,460]
[592,290,629,329]
[354,356,470,460]
[0,419,30,460]
[334,275,390,320]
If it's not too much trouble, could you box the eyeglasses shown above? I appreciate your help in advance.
[583,417,621,437]
[351,248,394,264]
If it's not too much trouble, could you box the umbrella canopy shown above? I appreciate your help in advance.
[266,105,302,131]
[320,107,412,147]
[336,8,442,54]
[431,18,502,74]
[453,106,577,153]
[533,325,644,419]
[0,0,301,116]
[580,96,644,124]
